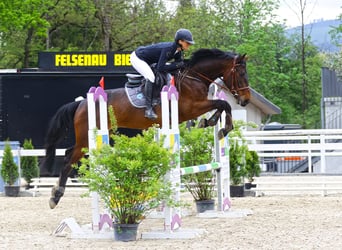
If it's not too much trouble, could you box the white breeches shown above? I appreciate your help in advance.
[130,51,155,83]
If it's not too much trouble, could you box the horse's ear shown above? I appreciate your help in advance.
[241,54,248,61]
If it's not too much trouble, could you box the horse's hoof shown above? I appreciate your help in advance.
[198,118,207,128]
[49,198,57,209]
[218,129,228,140]
[49,186,64,209]
[208,118,217,127]
[51,186,56,196]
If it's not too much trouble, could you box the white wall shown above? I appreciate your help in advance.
[207,84,267,131]
[226,92,263,131]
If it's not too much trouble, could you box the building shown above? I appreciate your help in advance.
[321,67,342,129]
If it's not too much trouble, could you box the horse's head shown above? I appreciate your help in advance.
[186,49,250,107]
[223,53,250,107]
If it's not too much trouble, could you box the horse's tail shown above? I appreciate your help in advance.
[42,101,81,173]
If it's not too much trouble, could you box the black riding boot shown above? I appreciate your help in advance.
[144,80,158,120]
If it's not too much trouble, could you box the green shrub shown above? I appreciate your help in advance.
[245,150,260,182]
[1,141,19,186]
[229,120,258,185]
[76,109,174,224]
[21,139,39,185]
[179,121,215,201]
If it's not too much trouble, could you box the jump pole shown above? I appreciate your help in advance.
[214,90,231,211]
[143,84,253,239]
[142,85,206,239]
[160,85,181,232]
[52,85,113,239]
[197,85,252,218]
[87,86,111,234]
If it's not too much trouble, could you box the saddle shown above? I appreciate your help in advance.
[125,71,171,108]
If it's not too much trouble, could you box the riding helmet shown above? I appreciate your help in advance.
[175,28,195,44]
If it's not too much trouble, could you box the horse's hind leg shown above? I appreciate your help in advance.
[49,147,74,209]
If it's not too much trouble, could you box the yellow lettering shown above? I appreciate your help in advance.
[126,54,131,66]
[61,55,67,66]
[122,54,127,66]
[55,55,61,66]
[71,55,78,66]
[79,54,85,66]
[114,54,121,66]
[55,53,108,67]
[85,54,91,65]
[92,54,98,66]
[99,55,106,66]
[114,54,131,66]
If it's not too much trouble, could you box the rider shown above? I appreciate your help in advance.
[130,28,195,120]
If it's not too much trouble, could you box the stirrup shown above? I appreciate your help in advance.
[145,109,157,120]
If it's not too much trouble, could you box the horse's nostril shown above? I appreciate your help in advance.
[241,100,250,107]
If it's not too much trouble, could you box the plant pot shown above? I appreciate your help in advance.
[244,183,256,190]
[113,223,139,241]
[4,186,20,197]
[230,185,244,197]
[195,199,215,213]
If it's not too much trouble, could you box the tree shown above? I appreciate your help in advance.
[326,12,342,77]
[0,0,51,68]
[0,142,19,186]
[21,139,39,186]
[45,0,98,51]
[0,0,327,128]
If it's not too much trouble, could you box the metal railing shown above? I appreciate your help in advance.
[325,107,342,129]
[243,129,342,174]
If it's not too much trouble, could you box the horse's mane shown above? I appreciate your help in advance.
[188,48,236,67]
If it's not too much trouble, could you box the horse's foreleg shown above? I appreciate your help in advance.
[49,147,74,209]
[198,118,208,128]
[209,100,234,140]
[208,110,222,126]
[194,99,233,139]
[218,103,233,140]
[198,110,221,128]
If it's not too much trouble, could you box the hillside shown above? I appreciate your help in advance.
[286,19,341,52]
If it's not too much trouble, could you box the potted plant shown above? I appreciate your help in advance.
[245,150,260,189]
[76,112,174,241]
[229,140,247,197]
[1,141,20,197]
[179,122,216,213]
[20,139,39,189]
[229,120,257,197]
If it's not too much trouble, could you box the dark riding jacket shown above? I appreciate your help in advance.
[134,42,184,72]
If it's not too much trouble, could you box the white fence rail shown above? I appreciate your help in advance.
[0,149,66,157]
[1,129,342,174]
[251,174,342,196]
[243,129,342,174]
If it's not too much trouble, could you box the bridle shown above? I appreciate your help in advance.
[185,55,249,98]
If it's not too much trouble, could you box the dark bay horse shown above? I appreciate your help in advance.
[43,48,250,209]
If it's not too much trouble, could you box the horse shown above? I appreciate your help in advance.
[43,48,250,209]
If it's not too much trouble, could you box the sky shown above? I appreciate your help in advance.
[165,0,341,28]
[275,0,342,27]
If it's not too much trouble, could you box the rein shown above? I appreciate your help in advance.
[189,70,230,92]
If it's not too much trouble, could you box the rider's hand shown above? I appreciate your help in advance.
[176,61,185,69]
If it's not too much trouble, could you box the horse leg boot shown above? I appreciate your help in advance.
[144,80,157,120]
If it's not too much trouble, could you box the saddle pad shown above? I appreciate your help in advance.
[125,84,146,108]
[125,83,162,108]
